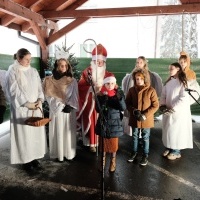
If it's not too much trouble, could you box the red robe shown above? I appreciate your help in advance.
[77,66,114,146]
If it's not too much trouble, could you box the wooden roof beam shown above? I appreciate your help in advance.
[65,0,88,10]
[0,0,46,26]
[0,0,58,33]
[1,0,43,26]
[29,20,47,50]
[42,4,200,19]
[21,0,87,34]
[46,0,78,11]
[47,17,89,45]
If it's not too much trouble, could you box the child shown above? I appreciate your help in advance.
[126,68,159,166]
[179,51,200,105]
[122,56,162,136]
[159,62,193,160]
[0,84,6,124]
[43,58,79,162]
[179,51,196,80]
[95,75,126,172]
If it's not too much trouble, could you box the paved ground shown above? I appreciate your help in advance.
[0,120,200,200]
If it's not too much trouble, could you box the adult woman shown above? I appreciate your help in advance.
[43,58,79,162]
[6,48,47,170]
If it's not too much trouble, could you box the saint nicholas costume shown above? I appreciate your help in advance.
[77,44,114,149]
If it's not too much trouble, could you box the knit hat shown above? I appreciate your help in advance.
[92,44,107,61]
[103,75,116,85]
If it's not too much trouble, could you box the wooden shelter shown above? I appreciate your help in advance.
[0,0,200,62]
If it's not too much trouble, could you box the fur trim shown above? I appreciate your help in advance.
[132,68,150,85]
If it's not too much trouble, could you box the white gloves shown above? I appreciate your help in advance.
[24,102,38,110]
[36,100,42,108]
[163,108,175,115]
[159,105,174,115]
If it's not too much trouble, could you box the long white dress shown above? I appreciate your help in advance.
[6,61,47,164]
[43,76,79,161]
[160,78,193,149]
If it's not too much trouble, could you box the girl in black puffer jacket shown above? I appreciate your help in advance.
[0,84,6,124]
[95,76,126,172]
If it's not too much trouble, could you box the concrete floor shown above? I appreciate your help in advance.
[0,120,200,200]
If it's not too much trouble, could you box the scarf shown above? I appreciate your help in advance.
[9,60,31,94]
[100,86,116,97]
[44,76,73,103]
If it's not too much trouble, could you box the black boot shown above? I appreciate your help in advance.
[22,162,34,171]
[31,160,43,171]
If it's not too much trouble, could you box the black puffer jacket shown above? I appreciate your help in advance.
[95,89,126,138]
[0,84,6,124]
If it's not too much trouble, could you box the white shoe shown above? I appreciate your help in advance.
[167,153,181,160]
[162,150,170,157]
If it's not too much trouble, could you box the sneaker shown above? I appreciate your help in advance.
[167,153,181,160]
[162,149,170,157]
[139,156,148,166]
[127,152,137,163]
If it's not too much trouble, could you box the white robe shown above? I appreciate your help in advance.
[187,79,200,105]
[6,61,47,164]
[160,78,193,150]
[44,77,79,161]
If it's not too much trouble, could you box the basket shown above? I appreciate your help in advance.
[25,107,51,127]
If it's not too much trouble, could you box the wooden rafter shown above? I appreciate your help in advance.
[0,0,46,25]
[0,0,58,31]
[42,4,200,19]
[65,0,88,10]
[19,0,85,33]
[47,17,90,45]
[29,20,47,50]
[1,0,42,26]
[46,0,77,11]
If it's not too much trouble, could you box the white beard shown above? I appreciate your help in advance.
[91,61,106,87]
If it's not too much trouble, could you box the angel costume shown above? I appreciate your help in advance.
[160,78,193,150]
[43,75,79,161]
[6,60,47,164]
